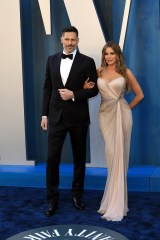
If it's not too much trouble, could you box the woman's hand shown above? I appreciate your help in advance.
[83,78,95,89]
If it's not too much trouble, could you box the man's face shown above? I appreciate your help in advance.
[61,32,79,54]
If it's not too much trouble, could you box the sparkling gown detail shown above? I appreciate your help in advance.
[97,76,132,221]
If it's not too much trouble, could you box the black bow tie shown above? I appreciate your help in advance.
[62,53,73,60]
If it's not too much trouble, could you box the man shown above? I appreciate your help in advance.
[41,26,98,216]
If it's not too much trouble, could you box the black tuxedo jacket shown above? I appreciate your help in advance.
[42,51,98,127]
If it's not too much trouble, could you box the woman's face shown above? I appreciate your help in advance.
[104,47,117,66]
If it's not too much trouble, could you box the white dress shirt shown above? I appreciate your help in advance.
[60,49,77,86]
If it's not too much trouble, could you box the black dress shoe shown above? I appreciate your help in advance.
[45,200,58,216]
[72,197,85,210]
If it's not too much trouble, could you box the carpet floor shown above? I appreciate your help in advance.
[0,187,160,240]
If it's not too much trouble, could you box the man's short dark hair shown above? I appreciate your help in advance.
[62,26,78,37]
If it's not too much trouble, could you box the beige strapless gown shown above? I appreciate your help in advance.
[97,76,132,221]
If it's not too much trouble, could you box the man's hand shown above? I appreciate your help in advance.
[41,117,48,130]
[58,89,74,101]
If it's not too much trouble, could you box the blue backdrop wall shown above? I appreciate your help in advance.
[124,0,160,165]
[20,0,160,166]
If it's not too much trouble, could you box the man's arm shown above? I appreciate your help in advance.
[41,57,52,130]
[73,58,98,101]
[42,57,52,116]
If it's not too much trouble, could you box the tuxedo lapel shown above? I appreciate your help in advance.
[54,53,64,87]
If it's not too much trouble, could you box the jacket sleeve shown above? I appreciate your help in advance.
[73,58,98,101]
[42,57,52,116]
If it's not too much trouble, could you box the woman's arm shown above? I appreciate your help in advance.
[127,69,144,109]
[83,66,104,89]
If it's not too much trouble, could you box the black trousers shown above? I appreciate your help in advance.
[46,120,88,201]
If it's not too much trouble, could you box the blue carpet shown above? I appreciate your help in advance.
[0,187,160,240]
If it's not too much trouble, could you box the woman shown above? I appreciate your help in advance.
[84,41,144,221]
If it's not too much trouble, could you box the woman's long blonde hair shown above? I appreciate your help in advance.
[101,41,130,92]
